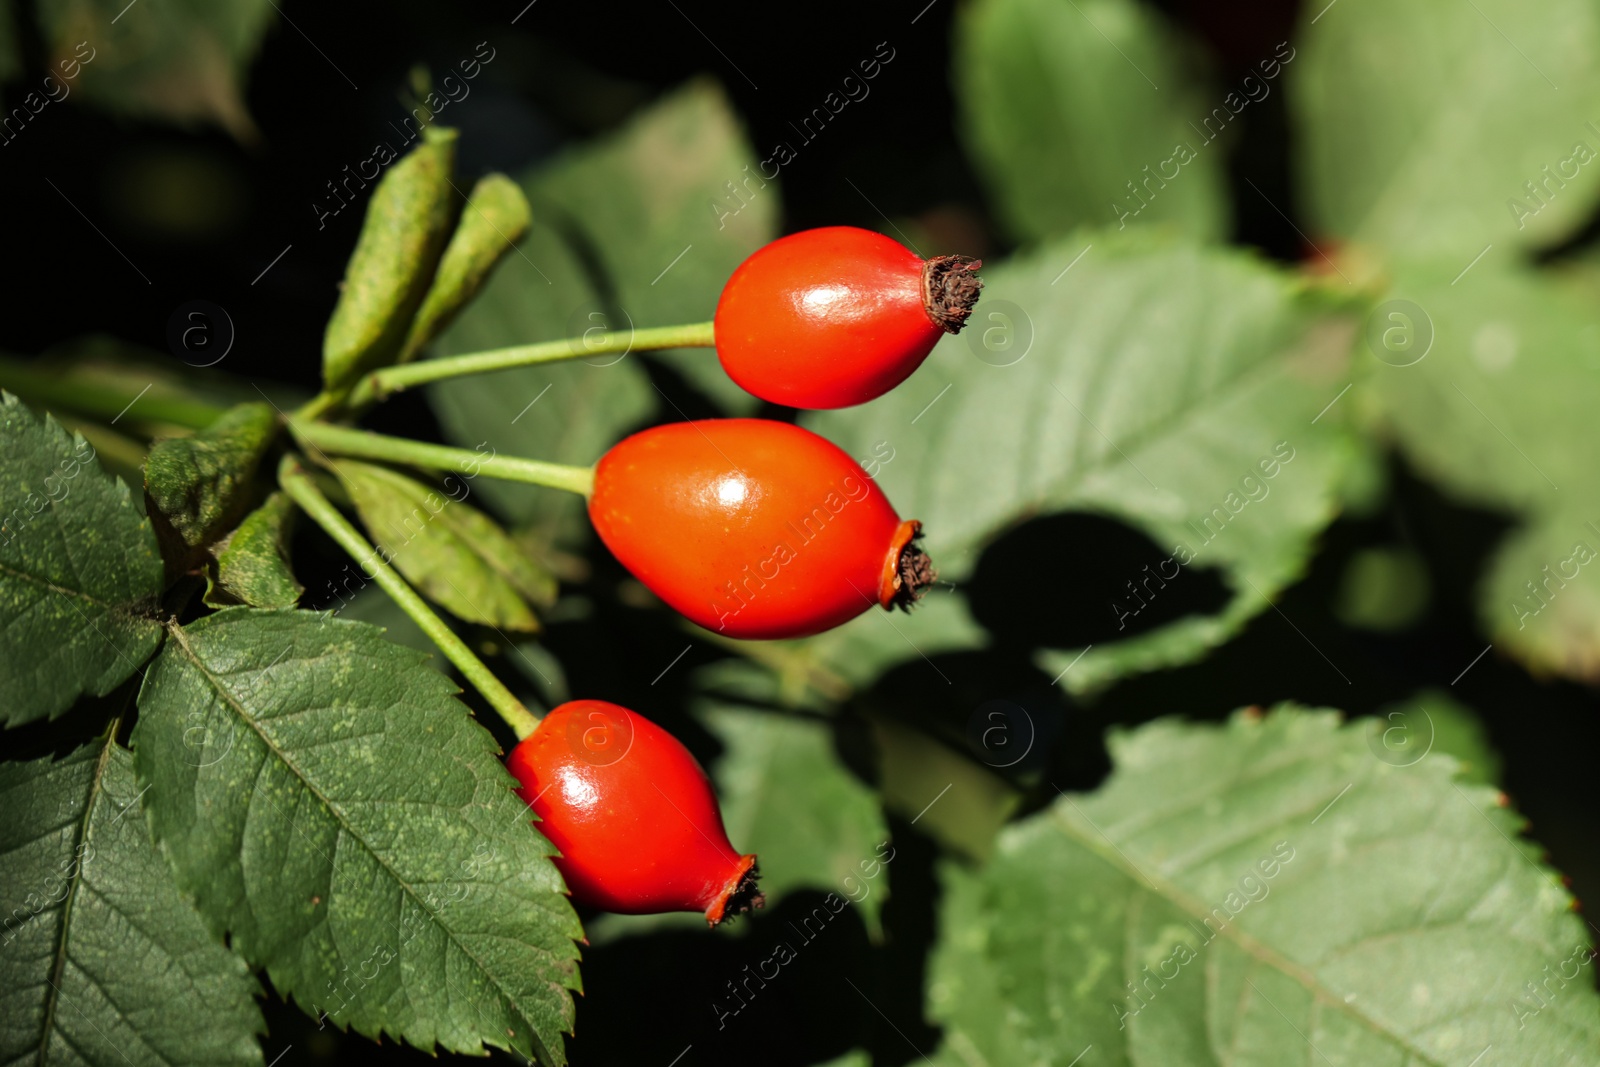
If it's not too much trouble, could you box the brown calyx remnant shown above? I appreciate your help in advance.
[921,254,984,333]
[711,862,766,926]
[879,520,937,611]
[892,529,937,612]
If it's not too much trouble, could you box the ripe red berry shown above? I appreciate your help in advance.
[714,226,983,409]
[587,418,934,639]
[506,699,761,924]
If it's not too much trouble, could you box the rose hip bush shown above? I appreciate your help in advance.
[3,0,1600,1064]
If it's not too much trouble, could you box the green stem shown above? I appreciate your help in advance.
[291,420,594,497]
[345,320,717,408]
[278,454,541,740]
[0,355,225,431]
[294,390,345,421]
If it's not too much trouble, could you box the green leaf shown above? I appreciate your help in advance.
[0,393,164,726]
[400,173,533,363]
[924,861,1034,1066]
[144,401,278,547]
[37,0,275,139]
[331,458,556,631]
[1290,0,1600,258]
[955,0,1230,242]
[132,608,582,1063]
[694,664,892,936]
[206,490,302,609]
[927,706,1599,1065]
[1369,689,1502,787]
[323,129,459,391]
[428,198,653,549]
[528,77,775,411]
[0,738,264,1066]
[328,584,442,659]
[429,80,776,516]
[805,231,1363,695]
[1356,262,1600,681]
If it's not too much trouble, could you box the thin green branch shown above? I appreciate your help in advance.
[344,320,717,408]
[294,390,344,421]
[278,454,541,740]
[0,355,225,431]
[290,420,595,497]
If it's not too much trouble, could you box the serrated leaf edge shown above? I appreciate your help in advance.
[154,615,575,1063]
[1036,707,1570,1067]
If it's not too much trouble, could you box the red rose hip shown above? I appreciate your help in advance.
[587,418,935,639]
[714,226,982,409]
[507,700,761,924]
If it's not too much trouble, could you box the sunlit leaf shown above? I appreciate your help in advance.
[928,707,1597,1065]
[400,173,533,363]
[1291,0,1600,257]
[956,0,1231,242]
[332,458,556,631]
[0,393,163,726]
[206,490,302,609]
[1355,261,1600,681]
[133,608,582,1063]
[0,738,264,1066]
[144,401,277,547]
[324,129,458,390]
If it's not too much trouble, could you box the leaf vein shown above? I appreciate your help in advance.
[164,622,553,1060]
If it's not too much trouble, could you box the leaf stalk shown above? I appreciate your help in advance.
[289,420,595,497]
[277,454,541,740]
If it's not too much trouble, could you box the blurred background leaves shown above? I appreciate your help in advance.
[956,0,1231,241]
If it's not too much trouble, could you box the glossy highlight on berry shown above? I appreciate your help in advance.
[506,699,762,924]
[587,418,935,639]
[714,225,982,409]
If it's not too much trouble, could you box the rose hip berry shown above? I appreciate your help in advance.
[507,699,761,924]
[714,225,983,409]
[588,418,933,640]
